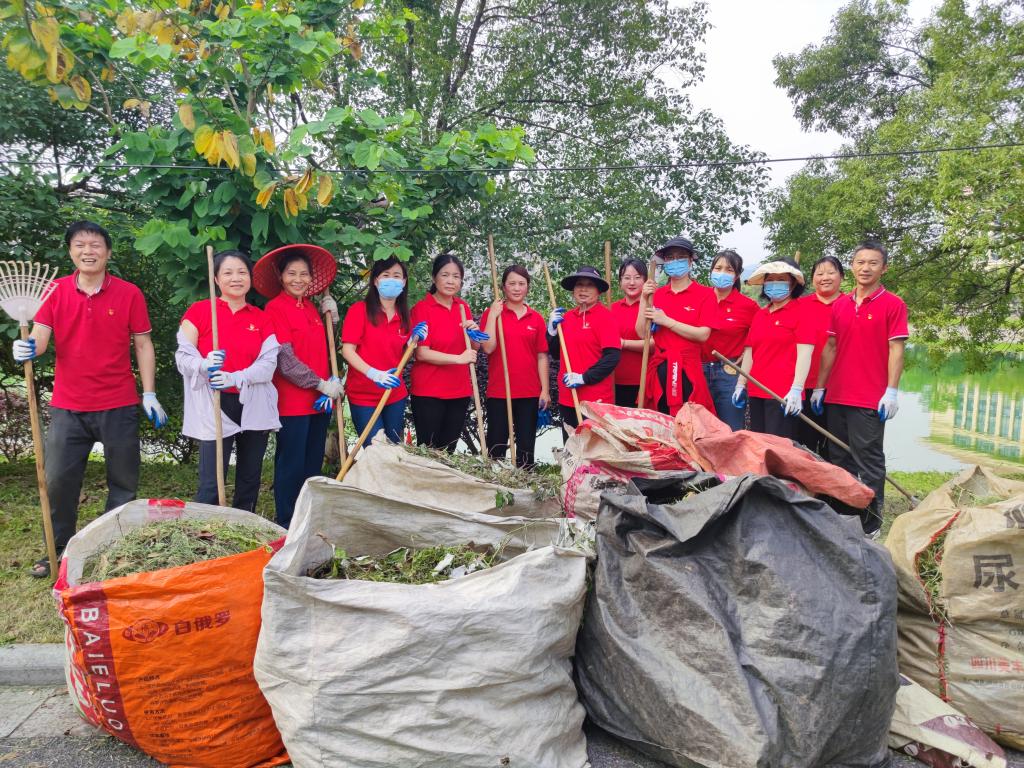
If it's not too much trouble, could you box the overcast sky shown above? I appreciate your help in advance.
[680,0,934,266]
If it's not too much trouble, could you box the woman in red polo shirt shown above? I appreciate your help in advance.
[480,265,549,467]
[254,244,341,528]
[176,250,280,513]
[799,255,845,454]
[731,258,815,440]
[635,235,716,416]
[547,265,620,438]
[410,253,488,452]
[611,258,647,407]
[701,249,758,430]
[342,256,427,445]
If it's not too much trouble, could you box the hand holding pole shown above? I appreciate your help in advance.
[460,304,488,456]
[636,258,657,408]
[487,235,516,465]
[322,297,348,463]
[542,264,582,424]
[206,245,227,506]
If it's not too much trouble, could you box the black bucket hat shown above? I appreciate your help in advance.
[654,235,696,261]
[560,265,609,293]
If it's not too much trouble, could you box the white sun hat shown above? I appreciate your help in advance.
[746,260,806,286]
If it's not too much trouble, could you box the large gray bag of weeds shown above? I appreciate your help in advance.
[254,476,589,768]
[576,473,899,768]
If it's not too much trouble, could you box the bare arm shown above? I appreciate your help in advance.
[480,302,500,355]
[342,342,374,376]
[643,304,711,343]
[132,333,157,392]
[887,338,906,388]
[621,338,646,352]
[537,352,550,408]
[815,336,837,388]
[416,346,475,366]
[28,324,53,356]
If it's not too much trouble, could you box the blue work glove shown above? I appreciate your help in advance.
[411,321,428,343]
[810,388,826,415]
[781,385,803,416]
[547,307,565,335]
[368,367,401,389]
[536,407,552,432]
[649,308,660,334]
[878,387,899,421]
[466,328,490,343]
[208,370,240,390]
[563,372,585,389]
[202,349,226,374]
[142,392,167,429]
[731,382,747,409]
[12,339,36,362]
[313,394,333,414]
[316,376,344,399]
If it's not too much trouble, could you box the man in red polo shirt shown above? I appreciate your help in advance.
[11,221,165,577]
[812,239,909,537]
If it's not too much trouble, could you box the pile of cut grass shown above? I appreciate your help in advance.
[404,444,563,503]
[916,523,955,625]
[81,519,277,583]
[309,544,496,584]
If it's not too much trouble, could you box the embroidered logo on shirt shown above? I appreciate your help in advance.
[108,308,115,316]
[248,323,257,332]
[867,314,873,320]
[683,306,694,312]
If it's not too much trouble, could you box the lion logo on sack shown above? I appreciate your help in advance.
[122,619,169,643]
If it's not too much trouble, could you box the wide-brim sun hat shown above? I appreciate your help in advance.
[253,244,338,299]
[746,260,806,286]
[560,265,609,294]
[654,235,696,262]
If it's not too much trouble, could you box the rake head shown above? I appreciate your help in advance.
[0,260,59,325]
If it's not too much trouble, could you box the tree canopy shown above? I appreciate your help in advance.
[767,0,1023,367]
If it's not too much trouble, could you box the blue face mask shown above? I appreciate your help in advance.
[710,272,734,290]
[663,259,690,278]
[763,281,791,301]
[377,278,405,299]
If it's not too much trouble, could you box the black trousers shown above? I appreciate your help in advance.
[44,405,140,553]
[559,404,579,443]
[196,393,269,513]
[798,390,830,458]
[615,384,640,408]
[411,395,470,452]
[486,397,539,468]
[748,396,800,441]
[655,361,692,414]
[827,404,886,534]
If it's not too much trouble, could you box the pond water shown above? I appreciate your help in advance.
[533,350,1024,473]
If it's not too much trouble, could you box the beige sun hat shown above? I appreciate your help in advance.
[746,259,806,286]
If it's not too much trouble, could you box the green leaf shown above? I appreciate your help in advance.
[251,211,269,243]
[108,37,139,59]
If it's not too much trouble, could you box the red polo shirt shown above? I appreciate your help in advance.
[264,293,330,416]
[556,302,620,407]
[799,292,842,391]
[610,298,643,386]
[341,300,411,407]
[651,281,717,360]
[701,289,758,362]
[479,304,547,399]
[182,299,273,395]
[746,299,816,400]
[825,286,909,409]
[410,293,474,399]
[33,272,151,412]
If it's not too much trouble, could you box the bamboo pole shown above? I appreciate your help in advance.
[460,304,488,455]
[636,258,658,408]
[322,304,348,463]
[336,342,417,481]
[21,325,58,581]
[542,264,582,424]
[604,240,613,308]
[487,235,516,465]
[206,246,227,506]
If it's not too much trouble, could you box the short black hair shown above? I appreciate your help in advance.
[212,249,253,278]
[853,239,888,264]
[710,249,743,290]
[758,257,806,301]
[811,255,845,280]
[64,220,112,250]
[428,253,464,294]
[618,258,648,281]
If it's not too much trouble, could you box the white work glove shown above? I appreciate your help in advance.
[319,294,339,326]
[202,349,226,374]
[781,385,803,416]
[209,370,240,390]
[547,307,565,336]
[562,372,585,389]
[731,381,747,409]
[316,376,344,399]
[367,367,401,389]
[877,387,899,421]
[810,388,825,415]
[142,392,168,429]
[12,339,36,362]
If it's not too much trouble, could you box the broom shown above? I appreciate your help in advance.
[0,260,60,580]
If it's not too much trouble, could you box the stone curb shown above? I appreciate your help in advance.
[0,644,65,686]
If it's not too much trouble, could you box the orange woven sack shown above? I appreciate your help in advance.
[54,499,288,768]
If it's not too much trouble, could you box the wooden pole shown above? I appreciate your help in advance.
[323,304,348,463]
[336,342,417,481]
[636,258,658,408]
[487,235,516,465]
[21,325,58,581]
[711,350,918,507]
[604,240,613,308]
[206,245,227,506]
[542,264,582,424]
[460,304,488,456]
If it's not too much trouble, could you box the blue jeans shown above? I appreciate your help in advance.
[349,397,407,445]
[703,361,744,431]
[273,412,331,528]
